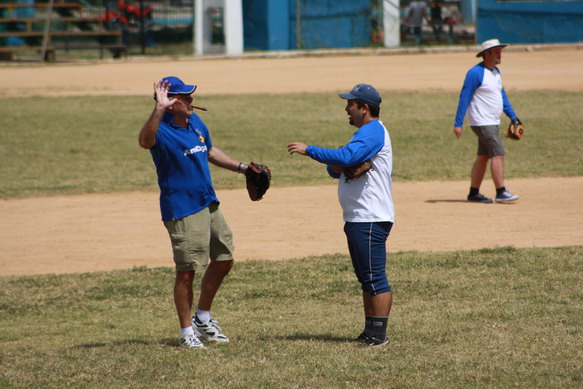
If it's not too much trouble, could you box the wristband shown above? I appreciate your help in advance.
[237,163,247,174]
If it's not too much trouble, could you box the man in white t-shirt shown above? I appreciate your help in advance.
[288,84,394,347]
[453,39,522,203]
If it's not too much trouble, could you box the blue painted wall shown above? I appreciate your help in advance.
[290,0,372,50]
[477,0,583,44]
[461,0,476,24]
[243,0,372,51]
[243,0,289,51]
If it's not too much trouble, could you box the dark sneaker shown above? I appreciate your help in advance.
[360,334,390,347]
[355,332,368,342]
[467,193,494,203]
[495,190,519,203]
[192,315,230,343]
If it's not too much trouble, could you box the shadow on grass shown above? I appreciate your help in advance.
[159,337,180,347]
[74,338,178,349]
[277,333,353,343]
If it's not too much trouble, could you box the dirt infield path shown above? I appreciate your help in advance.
[2,177,582,276]
[1,46,582,97]
[1,47,582,276]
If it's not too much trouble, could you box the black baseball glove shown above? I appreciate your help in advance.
[245,162,271,201]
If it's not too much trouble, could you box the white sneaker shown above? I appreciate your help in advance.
[180,332,207,349]
[192,315,230,343]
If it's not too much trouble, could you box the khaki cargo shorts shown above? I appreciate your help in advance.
[163,202,234,272]
[471,125,505,157]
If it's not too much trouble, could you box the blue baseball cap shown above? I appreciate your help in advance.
[162,76,196,95]
[338,84,381,106]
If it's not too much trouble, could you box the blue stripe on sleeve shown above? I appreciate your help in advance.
[454,63,484,127]
[306,121,385,166]
[501,88,516,120]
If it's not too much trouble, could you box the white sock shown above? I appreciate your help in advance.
[195,309,211,324]
[181,326,194,337]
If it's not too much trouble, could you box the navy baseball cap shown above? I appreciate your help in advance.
[339,84,381,106]
[162,76,196,94]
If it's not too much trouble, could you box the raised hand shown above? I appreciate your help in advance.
[153,80,177,109]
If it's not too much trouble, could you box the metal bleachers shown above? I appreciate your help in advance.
[0,0,126,60]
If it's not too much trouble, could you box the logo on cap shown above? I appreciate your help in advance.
[338,84,381,106]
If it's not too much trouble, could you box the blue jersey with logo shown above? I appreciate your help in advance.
[150,112,218,221]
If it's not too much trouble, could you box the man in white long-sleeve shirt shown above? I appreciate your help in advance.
[453,39,521,203]
[288,84,394,347]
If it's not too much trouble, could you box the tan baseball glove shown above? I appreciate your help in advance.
[506,117,525,140]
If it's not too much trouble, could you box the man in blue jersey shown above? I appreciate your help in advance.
[453,39,521,203]
[288,84,394,347]
[139,76,251,349]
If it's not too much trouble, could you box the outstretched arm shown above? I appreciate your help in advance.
[287,142,308,156]
[138,80,177,149]
[288,142,340,179]
[208,146,247,173]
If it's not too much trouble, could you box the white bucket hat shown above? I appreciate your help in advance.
[476,39,508,57]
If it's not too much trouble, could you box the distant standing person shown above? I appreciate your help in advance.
[453,39,521,203]
[288,84,395,347]
[429,1,443,42]
[405,1,429,44]
[443,4,460,44]
[139,76,251,349]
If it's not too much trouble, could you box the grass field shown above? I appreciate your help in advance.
[0,90,582,199]
[1,89,582,387]
[1,247,582,388]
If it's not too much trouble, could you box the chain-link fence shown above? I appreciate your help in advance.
[0,0,475,61]
[92,0,195,55]
[0,0,196,60]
